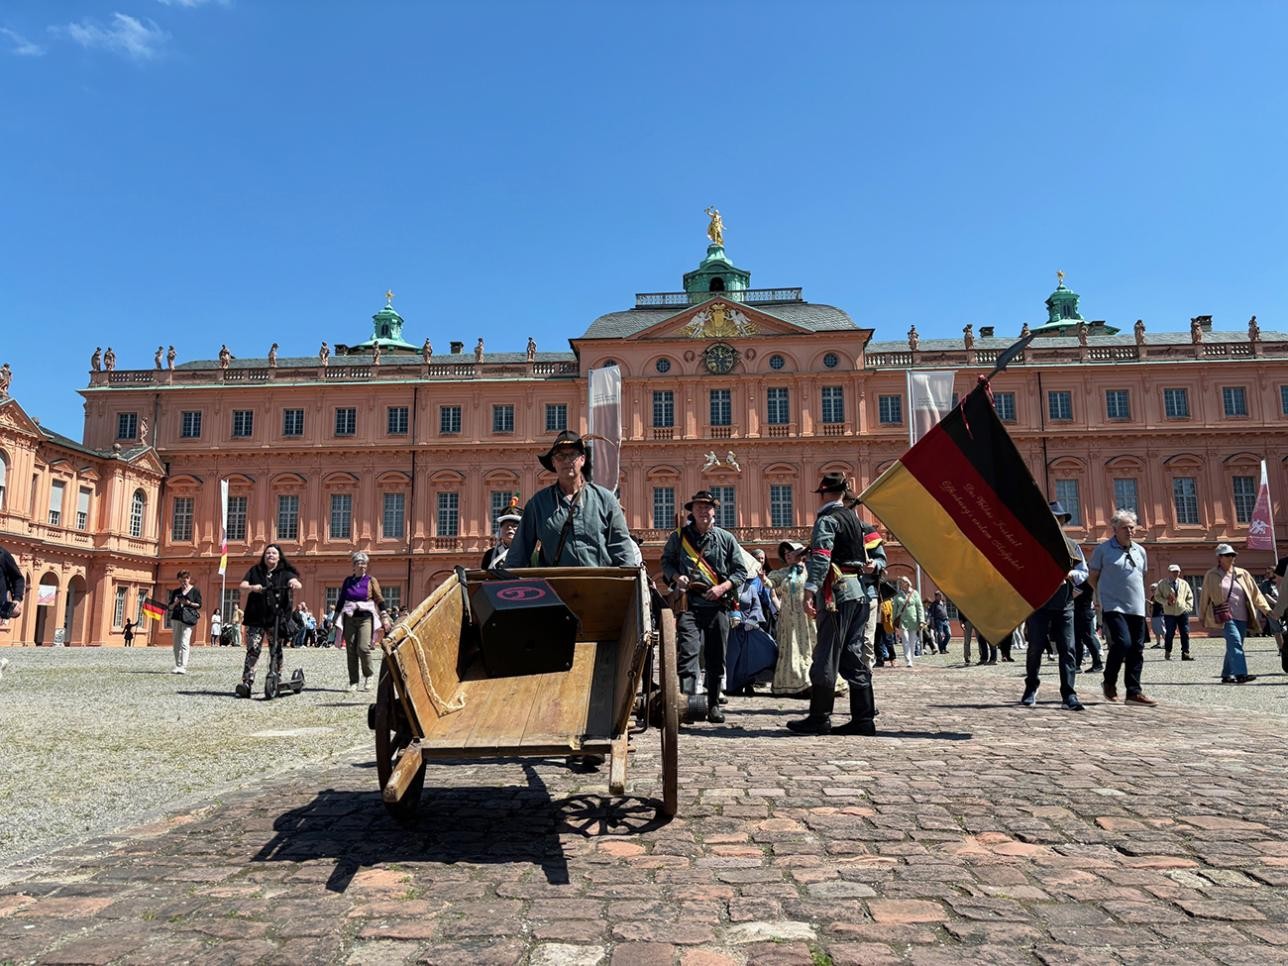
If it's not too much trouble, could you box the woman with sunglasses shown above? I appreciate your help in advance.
[1198,543,1271,684]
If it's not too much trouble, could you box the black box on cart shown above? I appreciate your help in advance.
[471,579,579,677]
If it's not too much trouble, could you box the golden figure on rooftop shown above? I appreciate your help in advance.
[385,289,395,304]
[704,206,724,247]
[1057,269,1065,287]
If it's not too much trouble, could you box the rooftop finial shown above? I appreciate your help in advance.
[385,288,395,304]
[1057,269,1065,287]
[704,206,724,247]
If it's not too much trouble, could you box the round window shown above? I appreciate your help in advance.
[655,358,671,374]
[823,353,839,369]
[769,354,785,370]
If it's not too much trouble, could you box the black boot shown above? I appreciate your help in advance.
[705,676,725,723]
[787,684,833,734]
[833,683,877,735]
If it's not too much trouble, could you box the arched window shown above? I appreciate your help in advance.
[129,490,146,538]
[0,451,7,509]
[709,277,725,292]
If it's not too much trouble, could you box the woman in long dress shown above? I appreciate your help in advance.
[766,541,814,696]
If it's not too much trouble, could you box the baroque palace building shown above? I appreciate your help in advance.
[3,236,1288,646]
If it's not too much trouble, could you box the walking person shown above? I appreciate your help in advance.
[892,576,924,668]
[1020,500,1088,711]
[1148,586,1166,647]
[1198,544,1272,684]
[235,545,303,698]
[929,592,951,655]
[960,614,974,665]
[1088,509,1154,705]
[229,604,243,648]
[786,473,883,736]
[166,571,202,675]
[333,552,393,692]
[1154,564,1194,660]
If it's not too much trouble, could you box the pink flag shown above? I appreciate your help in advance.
[1247,459,1276,553]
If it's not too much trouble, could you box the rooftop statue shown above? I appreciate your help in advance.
[422,339,432,364]
[319,341,330,367]
[962,324,975,350]
[1134,319,1146,346]
[91,347,102,372]
[268,343,278,367]
[0,362,11,397]
[1076,320,1088,347]
[218,344,233,369]
[704,206,724,247]
[475,338,485,363]
[1190,317,1204,344]
[1020,323,1031,338]
[527,337,536,362]
[907,325,919,351]
[1249,315,1261,342]
[167,345,176,370]
[154,345,163,369]
[103,347,116,372]
[372,342,382,366]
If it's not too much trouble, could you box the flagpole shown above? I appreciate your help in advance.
[907,369,923,598]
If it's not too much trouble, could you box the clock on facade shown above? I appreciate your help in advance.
[703,342,737,374]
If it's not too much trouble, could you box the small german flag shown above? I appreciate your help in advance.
[860,383,1073,643]
[141,597,166,621]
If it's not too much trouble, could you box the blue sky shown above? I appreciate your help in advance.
[3,0,1286,437]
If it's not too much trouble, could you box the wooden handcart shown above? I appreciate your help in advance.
[368,566,681,819]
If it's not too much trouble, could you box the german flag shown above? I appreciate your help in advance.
[141,597,166,621]
[860,384,1073,643]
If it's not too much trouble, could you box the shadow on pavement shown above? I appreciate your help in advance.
[252,761,668,892]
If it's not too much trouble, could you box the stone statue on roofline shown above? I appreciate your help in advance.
[268,343,278,367]
[319,341,330,367]
[139,414,150,445]
[218,344,233,369]
[1020,323,1031,338]
[1134,319,1146,346]
[167,345,176,370]
[962,324,974,350]
[103,348,116,371]
[1190,317,1204,344]
[907,325,919,351]
[422,339,432,364]
[527,337,536,362]
[154,346,163,369]
[475,338,485,363]
[372,342,382,367]
[91,347,102,372]
[1249,315,1261,342]
[0,363,11,397]
[1076,320,1088,347]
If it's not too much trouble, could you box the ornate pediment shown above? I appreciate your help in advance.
[627,299,811,341]
[0,398,42,438]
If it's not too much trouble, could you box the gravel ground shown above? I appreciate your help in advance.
[0,645,379,873]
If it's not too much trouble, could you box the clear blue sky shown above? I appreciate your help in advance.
[3,0,1286,437]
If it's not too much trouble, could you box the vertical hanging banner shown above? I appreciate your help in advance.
[907,370,957,444]
[1247,459,1277,553]
[587,365,622,494]
[218,479,229,576]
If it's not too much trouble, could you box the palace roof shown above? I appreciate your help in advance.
[581,301,858,340]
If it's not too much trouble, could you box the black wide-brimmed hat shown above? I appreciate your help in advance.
[777,539,806,562]
[1048,500,1071,523]
[538,430,592,476]
[814,471,849,494]
[684,489,721,511]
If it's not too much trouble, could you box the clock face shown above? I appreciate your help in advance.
[704,342,736,374]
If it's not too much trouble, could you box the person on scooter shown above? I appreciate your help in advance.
[236,544,302,699]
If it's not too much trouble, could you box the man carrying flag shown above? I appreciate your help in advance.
[787,473,883,736]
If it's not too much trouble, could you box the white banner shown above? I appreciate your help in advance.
[907,370,956,444]
[218,478,229,576]
[587,365,622,493]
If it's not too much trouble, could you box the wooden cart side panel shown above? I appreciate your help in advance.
[386,571,466,737]
[583,636,618,740]
[610,571,650,736]
[540,575,637,642]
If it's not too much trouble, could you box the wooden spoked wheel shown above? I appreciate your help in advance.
[373,668,426,821]
[658,609,680,817]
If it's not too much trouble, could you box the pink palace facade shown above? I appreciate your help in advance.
[3,239,1288,646]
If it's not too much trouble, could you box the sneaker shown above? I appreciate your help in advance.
[1020,690,1037,707]
[1063,695,1085,711]
[361,677,372,691]
[1236,675,1258,684]
[1221,676,1237,684]
[1125,693,1157,706]
[348,683,359,692]
[234,682,251,699]
[0,657,9,679]
[1088,663,1104,673]
[171,666,183,674]
[1181,654,1195,662]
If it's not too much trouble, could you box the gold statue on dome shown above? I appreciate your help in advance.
[704,206,724,247]
[1057,269,1065,286]
[385,289,395,304]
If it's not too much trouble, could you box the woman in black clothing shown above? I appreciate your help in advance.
[236,544,302,698]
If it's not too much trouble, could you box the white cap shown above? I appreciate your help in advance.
[1168,564,1181,572]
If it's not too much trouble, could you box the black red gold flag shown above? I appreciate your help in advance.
[859,384,1073,643]
[141,598,166,621]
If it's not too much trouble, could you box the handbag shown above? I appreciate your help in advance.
[1212,576,1234,624]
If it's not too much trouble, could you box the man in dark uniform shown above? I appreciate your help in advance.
[788,473,884,736]
[480,497,523,569]
[1021,500,1088,711]
[661,490,749,724]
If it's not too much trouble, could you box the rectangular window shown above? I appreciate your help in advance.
[387,406,409,436]
[382,492,405,539]
[232,410,254,438]
[436,492,459,536]
[221,589,240,624]
[770,484,794,528]
[993,391,1016,423]
[76,487,91,531]
[113,587,127,628]
[384,584,402,613]
[1222,386,1248,418]
[489,490,513,532]
[544,403,568,433]
[878,394,903,425]
[276,494,299,540]
[334,407,357,436]
[440,405,462,435]
[282,409,305,437]
[1047,391,1073,421]
[116,412,138,440]
[324,587,340,614]
[1112,478,1139,517]
[329,492,352,539]
[48,480,64,526]
[129,493,145,538]
[492,404,514,434]
[171,496,194,541]
[652,486,675,529]
[1281,386,1288,416]
[1173,477,1199,525]
[226,495,248,542]
[766,387,790,426]
[1105,389,1131,421]
[710,486,736,529]
[821,386,845,424]
[652,390,675,428]
[1163,388,1190,419]
[180,411,202,438]
[1053,479,1082,526]
[709,389,732,427]
[1232,475,1257,523]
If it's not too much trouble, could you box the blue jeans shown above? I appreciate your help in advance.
[934,620,951,652]
[1221,619,1249,679]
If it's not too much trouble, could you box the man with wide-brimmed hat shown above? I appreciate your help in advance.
[506,431,634,569]
[787,472,885,736]
[481,496,524,569]
[661,489,750,723]
[1020,500,1089,711]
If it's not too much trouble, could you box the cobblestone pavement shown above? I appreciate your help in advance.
[3,650,1288,965]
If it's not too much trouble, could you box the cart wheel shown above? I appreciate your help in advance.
[374,667,425,821]
[658,609,680,818]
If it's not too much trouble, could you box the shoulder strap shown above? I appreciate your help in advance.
[544,487,581,566]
